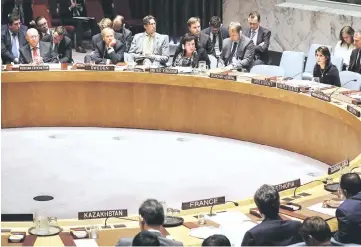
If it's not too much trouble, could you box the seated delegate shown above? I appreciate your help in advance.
[313,46,341,87]
[172,33,210,68]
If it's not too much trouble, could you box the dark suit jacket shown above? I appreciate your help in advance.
[244,26,271,64]
[59,0,86,20]
[91,32,122,51]
[241,216,302,246]
[115,28,132,52]
[334,192,361,244]
[201,26,229,53]
[19,41,52,64]
[1,0,33,27]
[1,26,27,64]
[41,35,73,63]
[116,230,183,246]
[348,48,361,74]
[91,40,125,64]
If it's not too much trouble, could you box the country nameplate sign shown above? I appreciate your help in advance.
[328,159,350,175]
[347,105,361,117]
[149,68,178,74]
[182,196,226,210]
[78,209,128,220]
[251,78,276,87]
[277,83,301,93]
[209,73,237,81]
[19,65,49,71]
[311,92,331,102]
[274,179,301,192]
[85,65,115,71]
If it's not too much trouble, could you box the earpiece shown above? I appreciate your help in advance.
[182,44,185,50]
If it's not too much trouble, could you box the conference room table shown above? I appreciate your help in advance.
[2,69,361,246]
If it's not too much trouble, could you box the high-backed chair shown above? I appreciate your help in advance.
[339,71,361,90]
[331,55,344,72]
[250,65,285,77]
[303,44,333,80]
[112,0,142,33]
[279,51,305,80]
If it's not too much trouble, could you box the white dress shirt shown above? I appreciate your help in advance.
[30,44,41,62]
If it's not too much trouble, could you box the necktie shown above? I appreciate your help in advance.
[32,47,38,60]
[11,33,19,58]
[356,50,361,71]
[212,32,217,45]
[251,30,256,40]
[54,43,59,53]
[226,42,237,66]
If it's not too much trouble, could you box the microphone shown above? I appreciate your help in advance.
[293,180,326,197]
[284,71,304,81]
[329,79,357,97]
[351,166,361,173]
[208,201,239,216]
[104,216,138,227]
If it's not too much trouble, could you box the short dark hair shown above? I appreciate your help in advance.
[249,11,261,22]
[300,216,331,243]
[181,33,197,45]
[143,15,156,25]
[254,184,280,218]
[315,46,331,64]
[8,12,20,25]
[202,234,231,246]
[139,199,165,226]
[209,16,222,28]
[114,15,125,24]
[340,26,355,46]
[132,231,160,246]
[35,16,46,26]
[54,26,66,36]
[340,173,361,197]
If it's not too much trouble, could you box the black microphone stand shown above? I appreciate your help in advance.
[208,201,239,216]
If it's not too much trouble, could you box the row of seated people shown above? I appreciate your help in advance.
[117,173,361,246]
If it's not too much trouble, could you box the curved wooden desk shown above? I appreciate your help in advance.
[2,71,361,246]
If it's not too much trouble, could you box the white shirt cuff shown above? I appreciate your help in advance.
[107,47,115,54]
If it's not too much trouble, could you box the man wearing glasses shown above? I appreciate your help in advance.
[1,13,27,64]
[19,28,53,64]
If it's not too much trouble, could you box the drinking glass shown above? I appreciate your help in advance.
[198,213,206,225]
[89,225,99,239]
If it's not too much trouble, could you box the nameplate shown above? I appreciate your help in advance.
[19,65,49,71]
[78,209,127,220]
[149,68,178,74]
[274,179,301,192]
[181,196,225,210]
[347,105,361,117]
[84,65,115,71]
[277,83,301,93]
[251,78,276,87]
[311,92,331,102]
[209,73,237,81]
[328,159,350,175]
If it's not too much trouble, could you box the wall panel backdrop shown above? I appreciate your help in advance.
[130,0,223,42]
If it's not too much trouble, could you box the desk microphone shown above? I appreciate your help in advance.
[284,71,304,81]
[293,180,326,197]
[351,166,361,172]
[208,201,239,216]
[329,79,357,97]
[104,216,138,227]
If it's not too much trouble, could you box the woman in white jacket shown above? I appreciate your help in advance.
[334,26,355,70]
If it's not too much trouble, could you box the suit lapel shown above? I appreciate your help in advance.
[139,33,146,53]
[25,45,33,63]
[257,27,263,45]
[153,33,158,53]
[5,30,12,49]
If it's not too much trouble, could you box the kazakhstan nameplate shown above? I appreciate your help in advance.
[78,209,128,220]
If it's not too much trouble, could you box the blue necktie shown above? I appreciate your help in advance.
[11,33,19,58]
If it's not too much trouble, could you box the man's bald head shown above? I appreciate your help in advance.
[113,15,125,32]
[26,28,40,47]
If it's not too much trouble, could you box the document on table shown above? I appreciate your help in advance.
[206,211,252,225]
[308,202,337,216]
[74,239,99,247]
[189,226,223,239]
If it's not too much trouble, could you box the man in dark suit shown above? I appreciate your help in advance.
[244,11,271,65]
[173,17,214,65]
[1,13,27,64]
[132,231,160,246]
[218,22,255,71]
[34,16,53,41]
[349,31,361,74]
[116,199,183,246]
[19,28,53,64]
[42,26,72,63]
[241,184,302,246]
[333,173,361,245]
[201,16,229,58]
[85,28,125,64]
[113,15,133,52]
[1,0,33,27]
[91,18,123,51]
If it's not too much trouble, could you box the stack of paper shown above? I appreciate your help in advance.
[74,239,98,247]
[307,203,337,216]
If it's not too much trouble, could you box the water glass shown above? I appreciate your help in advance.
[159,201,168,223]
[198,61,208,71]
[89,225,99,239]
[198,213,206,225]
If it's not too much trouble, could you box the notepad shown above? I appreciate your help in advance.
[74,239,98,247]
[307,203,337,216]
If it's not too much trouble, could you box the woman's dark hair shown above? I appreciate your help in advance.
[181,33,199,50]
[340,26,355,46]
[315,46,331,64]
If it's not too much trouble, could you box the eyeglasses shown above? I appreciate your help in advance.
[29,35,39,39]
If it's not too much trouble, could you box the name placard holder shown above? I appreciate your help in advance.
[85,65,115,71]
[78,209,127,220]
[19,65,49,71]
[209,73,237,81]
[328,159,350,175]
[274,179,301,192]
[347,105,361,117]
[311,92,331,102]
[277,83,301,93]
[149,68,178,74]
[251,78,276,87]
[182,196,225,210]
